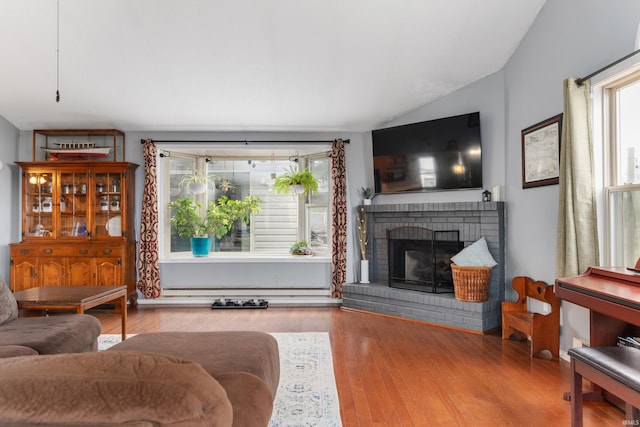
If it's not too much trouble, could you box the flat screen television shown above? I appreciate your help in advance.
[372,112,482,194]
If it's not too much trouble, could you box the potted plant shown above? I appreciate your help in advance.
[361,187,373,205]
[217,179,235,194]
[289,240,313,256]
[179,169,219,194]
[208,195,262,239]
[169,195,261,256]
[273,166,319,196]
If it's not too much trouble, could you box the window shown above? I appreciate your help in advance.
[159,145,332,257]
[418,156,436,187]
[598,70,640,266]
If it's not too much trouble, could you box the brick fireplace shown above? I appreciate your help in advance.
[343,202,505,333]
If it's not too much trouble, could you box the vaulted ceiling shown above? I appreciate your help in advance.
[0,0,545,132]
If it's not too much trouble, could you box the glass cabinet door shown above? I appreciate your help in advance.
[24,171,54,238]
[93,171,122,238]
[59,171,89,238]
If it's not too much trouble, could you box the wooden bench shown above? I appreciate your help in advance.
[569,346,640,427]
[501,276,560,358]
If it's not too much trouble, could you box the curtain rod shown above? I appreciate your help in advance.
[577,48,640,86]
[140,139,349,144]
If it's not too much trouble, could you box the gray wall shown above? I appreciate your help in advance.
[0,117,19,284]
[504,0,640,352]
[15,130,372,289]
[380,0,640,352]
[372,70,506,205]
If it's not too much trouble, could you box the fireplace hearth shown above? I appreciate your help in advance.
[387,227,463,293]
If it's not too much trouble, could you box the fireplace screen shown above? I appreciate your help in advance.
[387,227,463,293]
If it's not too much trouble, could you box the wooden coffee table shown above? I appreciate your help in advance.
[13,286,127,341]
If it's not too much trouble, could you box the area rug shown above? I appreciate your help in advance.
[98,332,342,426]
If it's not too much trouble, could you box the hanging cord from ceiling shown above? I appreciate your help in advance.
[55,0,61,103]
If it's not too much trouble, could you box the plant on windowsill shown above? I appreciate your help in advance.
[273,166,319,196]
[289,240,313,256]
[169,195,262,256]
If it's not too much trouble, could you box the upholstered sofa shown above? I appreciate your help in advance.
[0,331,280,427]
[0,281,102,357]
[109,331,281,427]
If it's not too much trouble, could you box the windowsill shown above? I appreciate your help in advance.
[160,254,331,264]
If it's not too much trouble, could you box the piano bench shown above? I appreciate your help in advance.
[569,346,640,427]
[501,276,560,359]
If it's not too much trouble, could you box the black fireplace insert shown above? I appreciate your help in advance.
[387,227,463,293]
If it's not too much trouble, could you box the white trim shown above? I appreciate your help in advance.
[160,254,331,264]
[590,53,640,88]
[137,297,341,307]
[591,51,640,265]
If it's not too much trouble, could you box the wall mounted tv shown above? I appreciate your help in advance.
[372,112,482,194]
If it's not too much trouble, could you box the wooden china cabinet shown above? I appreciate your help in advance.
[10,161,139,304]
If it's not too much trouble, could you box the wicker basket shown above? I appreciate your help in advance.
[451,264,492,302]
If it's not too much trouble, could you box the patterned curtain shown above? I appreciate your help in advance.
[136,139,162,298]
[330,139,347,298]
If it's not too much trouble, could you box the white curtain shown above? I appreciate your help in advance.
[555,78,600,278]
[613,189,640,266]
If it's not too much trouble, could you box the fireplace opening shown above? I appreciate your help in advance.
[387,227,463,293]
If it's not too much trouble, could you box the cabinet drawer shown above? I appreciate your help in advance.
[37,246,92,257]
[93,246,122,257]
[11,245,37,256]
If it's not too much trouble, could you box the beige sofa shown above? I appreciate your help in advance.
[0,331,280,427]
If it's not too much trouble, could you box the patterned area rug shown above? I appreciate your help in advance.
[98,332,342,427]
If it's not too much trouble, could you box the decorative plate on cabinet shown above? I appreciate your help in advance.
[106,216,121,237]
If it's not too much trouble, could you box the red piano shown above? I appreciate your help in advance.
[556,265,640,346]
[556,264,640,404]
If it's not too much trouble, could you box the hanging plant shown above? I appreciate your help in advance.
[179,169,219,194]
[217,179,236,194]
[273,166,319,196]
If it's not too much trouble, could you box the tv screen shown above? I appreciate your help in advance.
[372,112,482,194]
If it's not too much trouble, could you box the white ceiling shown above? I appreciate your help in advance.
[0,0,545,133]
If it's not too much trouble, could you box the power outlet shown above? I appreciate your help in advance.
[572,337,588,348]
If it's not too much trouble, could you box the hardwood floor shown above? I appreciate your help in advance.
[94,305,625,426]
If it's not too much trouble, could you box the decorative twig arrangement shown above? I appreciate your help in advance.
[356,206,368,260]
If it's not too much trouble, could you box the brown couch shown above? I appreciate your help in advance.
[109,331,280,427]
[0,281,102,357]
[0,331,280,427]
[0,351,234,426]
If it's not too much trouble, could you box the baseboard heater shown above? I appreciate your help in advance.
[211,299,268,309]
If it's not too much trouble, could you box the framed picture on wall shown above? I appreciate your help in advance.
[521,113,563,188]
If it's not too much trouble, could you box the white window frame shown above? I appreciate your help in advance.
[156,143,332,259]
[592,57,640,266]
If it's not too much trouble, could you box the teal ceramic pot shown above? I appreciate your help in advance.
[190,237,212,257]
